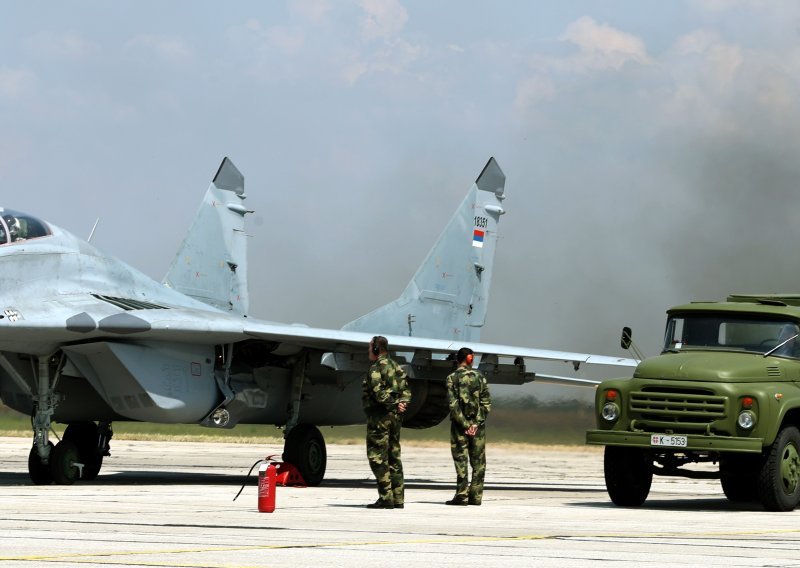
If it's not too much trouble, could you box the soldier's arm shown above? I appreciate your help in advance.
[447,374,470,430]
[478,376,492,424]
[361,376,370,409]
[481,379,492,414]
[369,362,396,411]
[398,365,411,403]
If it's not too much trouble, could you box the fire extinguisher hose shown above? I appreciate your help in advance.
[232,455,281,501]
[232,459,265,502]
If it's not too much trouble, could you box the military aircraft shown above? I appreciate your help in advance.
[0,157,635,485]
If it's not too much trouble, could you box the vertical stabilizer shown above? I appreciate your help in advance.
[163,157,250,315]
[343,157,506,342]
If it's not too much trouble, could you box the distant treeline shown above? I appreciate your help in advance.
[492,395,593,411]
[1,398,598,445]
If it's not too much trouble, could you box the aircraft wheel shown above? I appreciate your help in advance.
[282,424,327,486]
[757,426,800,511]
[64,422,104,480]
[28,442,54,485]
[50,440,81,485]
[603,445,652,507]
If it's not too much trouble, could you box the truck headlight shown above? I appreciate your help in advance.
[601,402,620,422]
[737,410,756,430]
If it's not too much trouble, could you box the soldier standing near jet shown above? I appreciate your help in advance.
[446,347,492,506]
[363,336,411,509]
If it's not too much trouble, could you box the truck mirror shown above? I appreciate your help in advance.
[621,327,633,350]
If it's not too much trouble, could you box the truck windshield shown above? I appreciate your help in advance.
[663,315,800,358]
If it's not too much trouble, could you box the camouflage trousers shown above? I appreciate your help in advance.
[450,421,487,504]
[366,413,404,505]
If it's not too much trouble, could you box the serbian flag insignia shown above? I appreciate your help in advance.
[472,229,485,248]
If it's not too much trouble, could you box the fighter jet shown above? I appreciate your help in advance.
[0,157,635,485]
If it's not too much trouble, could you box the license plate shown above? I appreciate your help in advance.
[650,434,688,447]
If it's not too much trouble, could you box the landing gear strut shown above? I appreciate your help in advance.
[28,355,63,484]
[26,354,112,485]
[281,353,327,486]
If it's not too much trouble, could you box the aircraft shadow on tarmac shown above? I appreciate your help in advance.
[0,470,250,486]
[0,469,601,494]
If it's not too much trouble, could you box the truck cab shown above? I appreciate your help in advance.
[586,294,800,511]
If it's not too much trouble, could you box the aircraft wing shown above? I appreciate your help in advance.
[244,322,632,365]
[0,299,634,387]
[240,320,636,386]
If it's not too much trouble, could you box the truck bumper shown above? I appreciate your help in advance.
[586,430,763,453]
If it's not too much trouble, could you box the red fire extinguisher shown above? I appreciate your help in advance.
[258,462,277,513]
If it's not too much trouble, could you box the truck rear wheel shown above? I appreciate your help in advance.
[604,446,652,507]
[757,426,800,511]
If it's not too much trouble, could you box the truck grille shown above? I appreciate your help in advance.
[629,388,727,433]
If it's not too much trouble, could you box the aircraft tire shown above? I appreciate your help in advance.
[757,426,800,511]
[50,440,80,485]
[282,424,327,486]
[28,442,54,485]
[64,422,104,480]
[603,445,652,507]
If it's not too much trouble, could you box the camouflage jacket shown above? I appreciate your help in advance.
[362,355,411,418]
[446,366,492,430]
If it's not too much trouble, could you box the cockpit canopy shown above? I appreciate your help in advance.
[0,209,51,245]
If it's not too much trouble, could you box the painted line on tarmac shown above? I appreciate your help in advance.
[3,528,800,566]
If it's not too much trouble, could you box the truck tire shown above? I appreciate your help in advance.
[604,446,652,507]
[757,426,800,511]
[720,453,759,502]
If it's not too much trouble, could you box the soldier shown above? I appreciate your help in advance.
[445,347,491,506]
[362,335,411,509]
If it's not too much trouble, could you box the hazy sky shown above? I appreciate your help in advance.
[4,1,800,399]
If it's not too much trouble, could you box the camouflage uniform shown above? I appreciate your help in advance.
[362,354,411,506]
[446,366,492,504]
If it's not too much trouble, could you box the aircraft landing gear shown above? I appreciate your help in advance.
[280,353,327,486]
[27,422,113,485]
[63,421,112,480]
[28,355,62,484]
[282,424,327,486]
[25,354,109,485]
[50,440,81,485]
[28,442,54,485]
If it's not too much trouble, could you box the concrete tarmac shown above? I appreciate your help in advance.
[1,436,799,567]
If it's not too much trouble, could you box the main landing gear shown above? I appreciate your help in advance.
[282,423,327,486]
[280,354,327,486]
[28,421,113,486]
[25,352,112,485]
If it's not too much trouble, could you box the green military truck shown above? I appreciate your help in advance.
[586,294,800,511]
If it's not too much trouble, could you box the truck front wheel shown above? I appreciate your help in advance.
[720,453,759,502]
[604,446,653,507]
[757,426,800,512]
